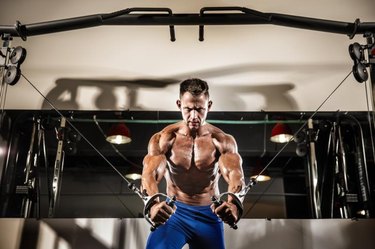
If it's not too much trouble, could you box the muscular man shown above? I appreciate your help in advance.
[141,78,245,249]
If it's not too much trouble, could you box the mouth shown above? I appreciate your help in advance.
[188,121,200,128]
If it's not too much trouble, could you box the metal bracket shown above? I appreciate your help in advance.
[211,192,244,229]
[48,117,66,217]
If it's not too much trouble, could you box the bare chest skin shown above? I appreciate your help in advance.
[166,132,220,205]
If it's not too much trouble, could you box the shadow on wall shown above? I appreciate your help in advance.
[225,219,375,249]
[41,78,179,110]
[16,219,150,249]
[10,219,375,249]
[210,83,297,111]
[41,77,298,111]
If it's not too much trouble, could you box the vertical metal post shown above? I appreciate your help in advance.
[48,117,66,217]
[16,117,43,218]
[0,34,11,125]
[306,118,322,218]
[366,34,375,111]
[337,124,350,218]
[19,120,37,218]
[365,33,375,216]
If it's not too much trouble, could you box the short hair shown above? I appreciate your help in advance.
[179,78,210,98]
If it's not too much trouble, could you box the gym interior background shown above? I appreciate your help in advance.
[1,0,375,249]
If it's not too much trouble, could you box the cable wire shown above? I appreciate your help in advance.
[21,73,134,186]
[93,115,141,169]
[251,70,352,184]
[23,69,352,216]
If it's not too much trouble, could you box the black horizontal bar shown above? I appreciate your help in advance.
[104,13,267,26]
[0,14,104,37]
[0,7,374,38]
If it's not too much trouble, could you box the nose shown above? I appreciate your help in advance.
[191,109,197,118]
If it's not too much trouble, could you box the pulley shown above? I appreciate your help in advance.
[352,63,368,83]
[349,42,364,61]
[296,143,308,157]
[10,46,27,65]
[64,141,77,155]
[348,42,370,83]
[4,66,21,85]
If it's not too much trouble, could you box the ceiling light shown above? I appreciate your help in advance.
[106,123,132,144]
[125,166,142,181]
[250,168,271,182]
[270,122,293,143]
[251,174,271,182]
[250,159,271,182]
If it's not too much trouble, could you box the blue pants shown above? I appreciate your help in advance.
[145,201,225,249]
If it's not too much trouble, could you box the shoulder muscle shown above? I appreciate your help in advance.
[148,126,177,155]
[212,131,238,154]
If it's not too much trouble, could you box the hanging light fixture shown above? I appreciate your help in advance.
[125,165,142,181]
[250,159,271,182]
[250,170,271,182]
[106,123,132,144]
[270,122,293,143]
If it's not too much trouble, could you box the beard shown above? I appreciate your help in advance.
[187,119,201,130]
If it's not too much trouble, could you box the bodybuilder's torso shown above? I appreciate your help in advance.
[162,122,224,205]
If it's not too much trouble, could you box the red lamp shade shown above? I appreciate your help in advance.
[270,122,293,143]
[106,123,132,144]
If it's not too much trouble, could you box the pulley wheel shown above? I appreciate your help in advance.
[4,66,21,85]
[64,141,77,155]
[10,46,27,65]
[348,43,363,61]
[294,131,306,143]
[296,143,307,157]
[318,120,331,132]
[352,63,368,83]
[68,130,81,142]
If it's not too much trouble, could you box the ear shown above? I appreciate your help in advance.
[208,100,213,110]
[176,100,181,109]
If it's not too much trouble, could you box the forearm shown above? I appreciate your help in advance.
[219,152,245,202]
[141,174,160,197]
[141,154,167,197]
[227,168,245,203]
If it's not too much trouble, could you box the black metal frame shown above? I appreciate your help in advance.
[0,7,374,40]
[0,6,374,220]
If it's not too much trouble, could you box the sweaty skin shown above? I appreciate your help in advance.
[141,92,245,226]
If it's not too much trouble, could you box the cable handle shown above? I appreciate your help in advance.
[211,192,244,230]
[142,193,176,231]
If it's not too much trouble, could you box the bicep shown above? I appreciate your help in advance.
[219,151,245,197]
[142,133,168,182]
[218,152,243,181]
[143,154,167,182]
[217,135,244,192]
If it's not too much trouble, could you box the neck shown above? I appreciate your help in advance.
[180,121,208,138]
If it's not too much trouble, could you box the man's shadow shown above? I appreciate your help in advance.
[42,78,298,111]
[41,78,179,110]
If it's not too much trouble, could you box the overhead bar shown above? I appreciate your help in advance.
[0,6,374,39]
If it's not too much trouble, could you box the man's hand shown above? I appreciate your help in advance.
[149,201,175,226]
[211,201,239,225]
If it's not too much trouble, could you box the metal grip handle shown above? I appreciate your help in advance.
[211,192,244,230]
[143,193,176,231]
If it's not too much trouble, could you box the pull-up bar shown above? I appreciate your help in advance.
[0,6,374,41]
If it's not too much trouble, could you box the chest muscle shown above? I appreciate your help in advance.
[169,136,217,171]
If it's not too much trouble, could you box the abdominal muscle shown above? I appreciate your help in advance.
[165,135,221,206]
[166,165,221,206]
